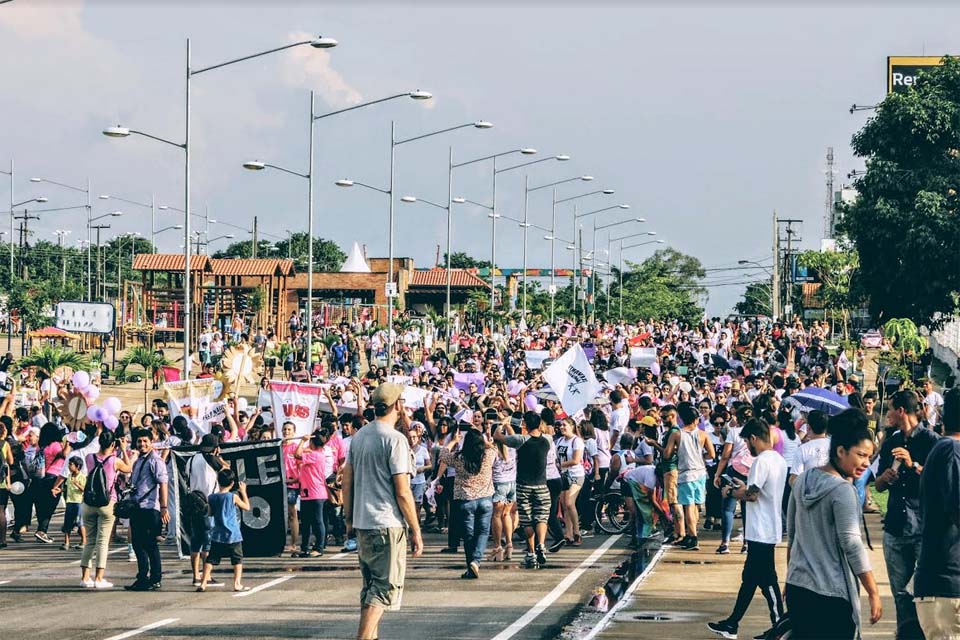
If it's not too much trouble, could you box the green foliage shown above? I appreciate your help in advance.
[603,247,706,324]
[796,249,862,338]
[6,277,84,332]
[268,341,293,363]
[119,345,172,405]
[882,318,928,356]
[212,239,274,259]
[103,236,156,295]
[443,252,491,270]
[16,345,90,375]
[273,233,347,272]
[734,282,773,317]
[842,56,960,327]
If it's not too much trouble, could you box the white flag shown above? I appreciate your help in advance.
[542,343,602,417]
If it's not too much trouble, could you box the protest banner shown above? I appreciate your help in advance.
[524,350,550,370]
[603,367,637,386]
[269,381,324,437]
[453,372,485,394]
[172,439,286,558]
[541,343,602,417]
[164,379,227,434]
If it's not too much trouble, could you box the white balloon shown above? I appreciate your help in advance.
[236,397,249,413]
[9,481,25,495]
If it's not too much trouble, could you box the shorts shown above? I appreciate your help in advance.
[678,477,706,506]
[357,527,407,611]
[411,482,426,503]
[207,541,243,566]
[663,469,679,505]
[0,488,8,507]
[287,487,300,507]
[493,481,516,503]
[915,596,960,639]
[561,473,584,491]
[61,502,82,534]
[189,515,213,554]
[516,484,551,527]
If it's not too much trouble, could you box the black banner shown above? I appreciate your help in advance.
[172,439,287,558]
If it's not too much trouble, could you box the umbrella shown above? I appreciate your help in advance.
[782,387,850,416]
[534,386,610,406]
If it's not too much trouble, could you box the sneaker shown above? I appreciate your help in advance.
[341,538,358,552]
[80,579,96,588]
[707,620,738,639]
[35,532,53,544]
[548,539,566,553]
[128,551,137,562]
[206,578,225,587]
[716,544,730,555]
[753,629,771,640]
[439,547,459,554]
[94,579,113,589]
[523,552,539,569]
[124,581,150,592]
[71,544,83,550]
[59,544,68,550]
[740,544,748,554]
[535,544,548,567]
[307,549,322,558]
[681,536,700,551]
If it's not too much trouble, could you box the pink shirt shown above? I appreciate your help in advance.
[298,449,329,501]
[282,442,300,488]
[44,442,65,477]
[328,432,347,465]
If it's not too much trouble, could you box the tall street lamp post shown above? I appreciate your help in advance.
[104,34,337,378]
[244,89,432,368]
[29,176,91,296]
[572,203,628,323]
[337,119,492,367]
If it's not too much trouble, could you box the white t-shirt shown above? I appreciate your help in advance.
[412,443,429,485]
[724,425,749,460]
[924,392,944,427]
[780,433,801,470]
[745,449,787,545]
[545,437,561,480]
[595,428,612,469]
[609,405,630,437]
[556,436,585,479]
[792,437,830,476]
[583,437,598,475]
[622,464,657,490]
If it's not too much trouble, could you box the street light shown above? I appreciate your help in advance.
[337,119,491,365]
[573,203,627,322]
[104,34,336,378]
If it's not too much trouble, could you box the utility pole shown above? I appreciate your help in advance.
[825,147,835,239]
[251,216,258,258]
[772,210,780,320]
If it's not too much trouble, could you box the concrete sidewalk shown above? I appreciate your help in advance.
[596,512,896,639]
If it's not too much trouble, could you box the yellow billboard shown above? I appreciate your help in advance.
[887,56,947,94]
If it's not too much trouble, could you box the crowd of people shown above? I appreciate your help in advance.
[1,315,958,640]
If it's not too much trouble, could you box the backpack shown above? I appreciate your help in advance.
[83,455,112,507]
[25,449,45,479]
[182,489,210,520]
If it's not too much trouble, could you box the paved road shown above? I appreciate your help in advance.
[0,521,628,640]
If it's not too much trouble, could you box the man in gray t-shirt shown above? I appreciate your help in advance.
[343,382,422,640]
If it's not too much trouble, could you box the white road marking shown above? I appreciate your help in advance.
[70,547,125,565]
[580,546,667,640]
[103,618,179,640]
[0,579,11,585]
[233,575,294,597]
[327,552,348,560]
[490,534,622,640]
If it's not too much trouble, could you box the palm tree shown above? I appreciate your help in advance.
[119,346,172,408]
[17,344,90,376]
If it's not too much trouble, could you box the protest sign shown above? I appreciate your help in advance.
[524,350,550,370]
[173,439,286,558]
[164,379,227,434]
[630,347,658,369]
[603,367,637,386]
[542,343,602,417]
[453,372,485,394]
[269,381,324,437]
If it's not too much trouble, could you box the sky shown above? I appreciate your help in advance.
[1,0,957,316]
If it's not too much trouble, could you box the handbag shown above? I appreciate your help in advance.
[115,456,154,519]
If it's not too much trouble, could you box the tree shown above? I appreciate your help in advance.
[212,239,274,259]
[103,236,156,297]
[605,247,706,324]
[443,252,491,270]
[16,345,90,376]
[734,282,773,317]
[842,56,960,328]
[272,233,346,272]
[118,346,171,408]
[796,249,862,338]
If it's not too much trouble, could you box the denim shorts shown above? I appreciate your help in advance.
[287,487,300,507]
[411,482,426,503]
[493,481,517,503]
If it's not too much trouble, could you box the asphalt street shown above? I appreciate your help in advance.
[0,517,630,640]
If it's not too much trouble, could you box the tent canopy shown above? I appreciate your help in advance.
[341,241,371,273]
[28,326,82,341]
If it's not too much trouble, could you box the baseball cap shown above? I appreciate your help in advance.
[371,382,403,407]
[640,416,658,427]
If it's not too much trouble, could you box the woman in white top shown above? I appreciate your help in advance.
[542,415,566,546]
[555,418,586,547]
[489,423,518,562]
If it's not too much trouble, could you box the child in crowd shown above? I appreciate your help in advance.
[197,468,250,593]
[60,456,87,550]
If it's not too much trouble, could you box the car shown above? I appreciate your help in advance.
[860,329,883,348]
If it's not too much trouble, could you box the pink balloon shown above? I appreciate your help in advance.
[93,407,106,423]
[103,415,119,431]
[72,371,90,388]
[86,405,100,422]
[103,397,121,415]
[524,393,538,411]
[84,386,100,402]
[430,366,440,375]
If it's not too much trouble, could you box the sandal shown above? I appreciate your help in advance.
[487,546,504,562]
[196,586,206,592]
[234,586,251,592]
[504,544,513,561]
